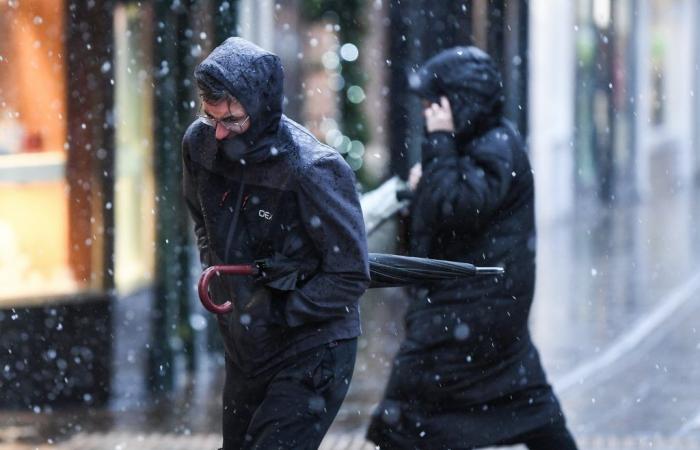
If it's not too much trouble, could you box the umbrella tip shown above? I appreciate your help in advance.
[476,267,505,275]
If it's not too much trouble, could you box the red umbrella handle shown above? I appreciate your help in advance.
[198,264,257,314]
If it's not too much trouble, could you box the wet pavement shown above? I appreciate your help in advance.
[533,186,700,439]
[2,183,700,449]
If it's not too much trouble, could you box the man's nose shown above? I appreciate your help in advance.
[215,123,230,140]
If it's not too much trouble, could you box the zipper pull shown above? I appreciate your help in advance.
[219,190,231,207]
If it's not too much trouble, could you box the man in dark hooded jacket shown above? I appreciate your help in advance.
[367,47,577,449]
[182,37,370,449]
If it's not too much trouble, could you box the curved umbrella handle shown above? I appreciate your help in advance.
[197,264,257,315]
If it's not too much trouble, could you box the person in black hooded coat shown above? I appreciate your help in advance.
[366,47,577,450]
[181,38,370,449]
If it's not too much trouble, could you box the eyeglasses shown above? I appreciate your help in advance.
[197,105,250,132]
[198,113,250,131]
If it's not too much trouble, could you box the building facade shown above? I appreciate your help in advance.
[3,0,695,409]
[530,0,700,225]
[0,0,238,406]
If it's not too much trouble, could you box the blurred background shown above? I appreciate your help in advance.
[1,0,700,449]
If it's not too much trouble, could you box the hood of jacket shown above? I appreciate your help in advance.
[194,37,285,163]
[409,46,504,140]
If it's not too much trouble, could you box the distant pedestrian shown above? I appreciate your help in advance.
[182,37,369,449]
[367,47,578,450]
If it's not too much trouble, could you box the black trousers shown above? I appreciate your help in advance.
[221,338,357,450]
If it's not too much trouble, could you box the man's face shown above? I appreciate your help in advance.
[201,99,251,140]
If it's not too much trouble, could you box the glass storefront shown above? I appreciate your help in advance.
[0,0,204,406]
[0,0,116,407]
[0,0,81,303]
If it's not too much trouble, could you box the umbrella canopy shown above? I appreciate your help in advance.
[198,253,503,315]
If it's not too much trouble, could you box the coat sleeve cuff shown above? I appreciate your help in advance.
[422,131,457,164]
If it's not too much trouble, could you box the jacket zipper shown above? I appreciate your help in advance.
[223,179,246,262]
[219,189,231,207]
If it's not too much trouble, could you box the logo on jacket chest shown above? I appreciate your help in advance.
[258,209,273,220]
[243,194,274,221]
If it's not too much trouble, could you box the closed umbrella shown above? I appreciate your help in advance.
[198,253,503,315]
[367,253,503,287]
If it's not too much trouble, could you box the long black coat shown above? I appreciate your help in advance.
[182,38,369,376]
[368,47,566,449]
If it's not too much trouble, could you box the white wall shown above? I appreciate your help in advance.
[695,0,700,181]
[667,0,694,185]
[238,0,275,51]
[528,0,577,226]
[633,0,652,197]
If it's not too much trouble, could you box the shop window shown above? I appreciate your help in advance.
[0,0,78,303]
[0,0,116,305]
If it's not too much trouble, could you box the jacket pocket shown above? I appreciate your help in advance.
[310,343,337,392]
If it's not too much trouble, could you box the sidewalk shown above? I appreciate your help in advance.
[2,185,700,449]
[4,431,700,450]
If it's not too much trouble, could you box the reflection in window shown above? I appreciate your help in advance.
[114,3,156,294]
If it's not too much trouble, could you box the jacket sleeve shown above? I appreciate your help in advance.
[284,153,370,327]
[413,130,514,232]
[181,134,210,267]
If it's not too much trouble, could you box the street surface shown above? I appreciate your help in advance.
[2,186,699,450]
